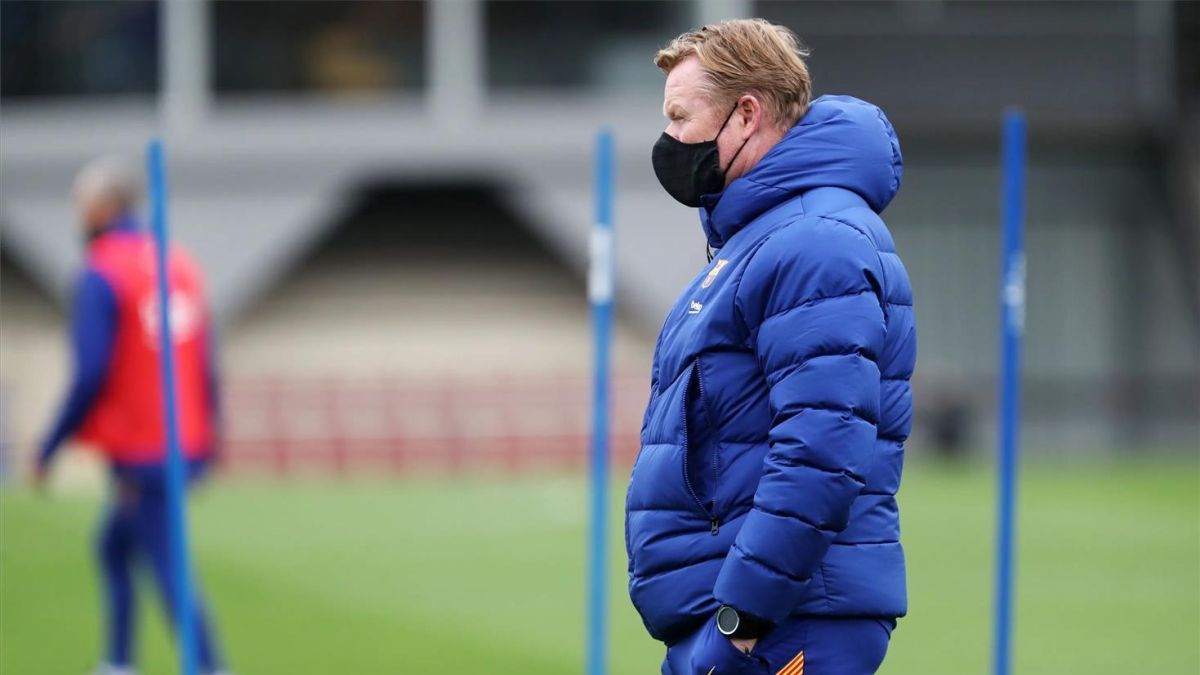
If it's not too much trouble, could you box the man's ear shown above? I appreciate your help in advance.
[737,95,763,139]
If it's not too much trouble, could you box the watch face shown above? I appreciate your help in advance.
[716,606,740,636]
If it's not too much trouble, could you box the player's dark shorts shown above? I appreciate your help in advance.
[663,613,896,675]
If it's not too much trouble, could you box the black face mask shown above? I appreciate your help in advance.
[651,105,749,207]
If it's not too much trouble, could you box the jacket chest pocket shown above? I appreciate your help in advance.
[630,360,723,536]
[683,359,721,533]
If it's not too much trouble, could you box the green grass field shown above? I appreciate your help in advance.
[2,459,1197,674]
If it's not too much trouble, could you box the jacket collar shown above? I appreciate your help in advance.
[696,95,903,249]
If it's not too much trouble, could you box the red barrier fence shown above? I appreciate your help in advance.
[221,374,647,476]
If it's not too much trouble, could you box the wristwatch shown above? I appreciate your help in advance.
[715,605,769,639]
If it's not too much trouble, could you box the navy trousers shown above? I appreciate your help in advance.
[663,613,895,675]
[98,460,223,670]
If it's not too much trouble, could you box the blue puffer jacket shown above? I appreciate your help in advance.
[625,95,916,645]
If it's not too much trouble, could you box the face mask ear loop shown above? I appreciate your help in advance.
[714,103,739,140]
[716,102,751,176]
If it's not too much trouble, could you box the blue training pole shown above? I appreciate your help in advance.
[148,139,199,675]
[992,110,1026,675]
[586,129,615,675]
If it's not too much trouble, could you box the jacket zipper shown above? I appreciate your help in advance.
[681,360,720,536]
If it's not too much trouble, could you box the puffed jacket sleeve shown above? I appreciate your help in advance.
[713,215,888,623]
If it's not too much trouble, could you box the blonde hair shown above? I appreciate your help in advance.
[73,155,141,209]
[655,19,812,129]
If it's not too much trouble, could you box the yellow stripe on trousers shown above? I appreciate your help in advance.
[776,650,804,675]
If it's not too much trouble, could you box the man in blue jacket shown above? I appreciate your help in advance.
[628,19,916,674]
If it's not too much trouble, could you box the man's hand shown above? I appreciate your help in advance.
[730,636,757,654]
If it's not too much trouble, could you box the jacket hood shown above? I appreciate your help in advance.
[699,95,903,248]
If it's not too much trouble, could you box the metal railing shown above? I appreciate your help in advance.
[220,373,647,475]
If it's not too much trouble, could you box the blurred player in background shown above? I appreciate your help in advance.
[35,157,229,675]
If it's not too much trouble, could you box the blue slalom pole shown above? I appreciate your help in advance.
[586,129,615,675]
[992,110,1026,675]
[148,139,199,675]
